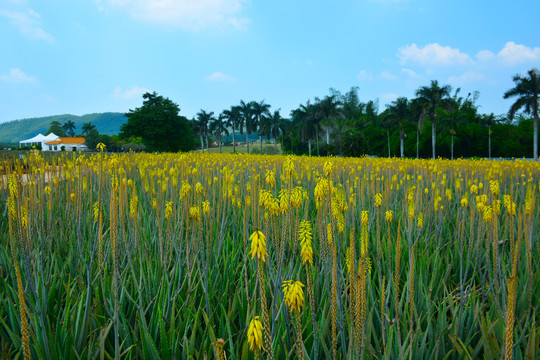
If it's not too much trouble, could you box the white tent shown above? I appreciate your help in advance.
[19,133,59,149]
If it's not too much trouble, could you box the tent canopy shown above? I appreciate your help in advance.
[19,133,59,146]
[19,133,45,144]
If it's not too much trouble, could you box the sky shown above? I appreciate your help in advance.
[1,0,540,124]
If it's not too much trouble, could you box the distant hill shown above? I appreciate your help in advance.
[0,112,127,143]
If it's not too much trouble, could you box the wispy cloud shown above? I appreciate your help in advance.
[357,70,373,81]
[0,6,54,42]
[96,0,250,31]
[111,86,150,100]
[398,43,472,66]
[399,42,540,69]
[401,68,418,78]
[205,71,236,82]
[495,42,540,66]
[0,68,37,83]
[447,72,485,85]
[380,71,398,80]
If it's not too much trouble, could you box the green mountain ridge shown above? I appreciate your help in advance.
[0,112,127,144]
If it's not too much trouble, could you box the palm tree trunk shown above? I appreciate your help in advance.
[326,128,330,145]
[308,139,312,156]
[232,127,236,153]
[451,134,454,160]
[246,130,249,154]
[260,135,263,153]
[534,114,538,160]
[387,129,391,158]
[432,120,436,160]
[400,131,405,158]
[200,134,204,153]
[219,134,222,153]
[274,136,277,154]
[488,126,491,160]
[416,129,420,159]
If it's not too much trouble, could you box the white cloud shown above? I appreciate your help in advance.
[0,68,37,83]
[398,43,472,66]
[205,71,236,82]
[496,41,540,66]
[111,86,150,100]
[96,0,249,30]
[357,70,373,81]
[0,7,54,42]
[401,68,418,78]
[380,71,398,80]
[447,72,485,85]
[475,50,495,62]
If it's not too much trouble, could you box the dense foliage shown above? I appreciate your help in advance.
[121,92,196,152]
[1,152,538,359]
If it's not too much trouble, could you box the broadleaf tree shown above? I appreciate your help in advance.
[120,92,195,152]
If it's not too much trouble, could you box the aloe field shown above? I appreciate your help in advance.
[0,150,539,359]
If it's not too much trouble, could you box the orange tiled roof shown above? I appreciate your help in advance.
[45,137,86,145]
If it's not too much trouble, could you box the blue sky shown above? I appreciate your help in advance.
[1,0,539,124]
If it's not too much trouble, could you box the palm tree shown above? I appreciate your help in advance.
[82,122,96,136]
[221,106,241,153]
[63,120,76,137]
[409,98,426,159]
[261,110,283,154]
[503,68,540,160]
[239,100,254,154]
[480,113,500,160]
[292,103,318,156]
[384,97,411,158]
[196,110,215,152]
[251,100,271,153]
[443,90,478,160]
[315,94,342,147]
[209,115,229,153]
[415,80,452,159]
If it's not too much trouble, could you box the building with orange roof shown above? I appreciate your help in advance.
[44,137,88,152]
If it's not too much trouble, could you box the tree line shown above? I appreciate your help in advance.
[62,68,540,159]
[189,67,539,159]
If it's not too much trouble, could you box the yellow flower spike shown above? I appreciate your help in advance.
[361,210,369,226]
[385,210,393,223]
[265,169,276,188]
[490,180,500,197]
[408,202,415,220]
[460,194,469,208]
[247,316,264,352]
[202,200,210,215]
[129,196,138,219]
[282,280,305,313]
[248,230,268,263]
[195,182,204,195]
[417,212,424,228]
[299,220,313,266]
[374,193,382,207]
[483,206,492,223]
[323,160,333,177]
[327,223,333,245]
[165,201,173,220]
[96,142,106,152]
